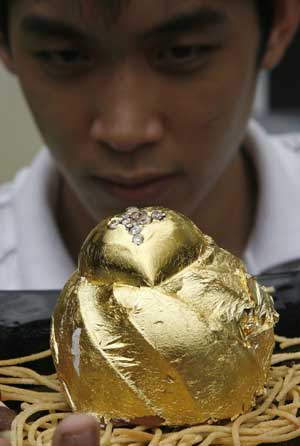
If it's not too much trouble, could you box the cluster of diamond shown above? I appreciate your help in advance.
[107,207,166,245]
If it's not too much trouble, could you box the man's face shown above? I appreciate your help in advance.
[6,0,261,220]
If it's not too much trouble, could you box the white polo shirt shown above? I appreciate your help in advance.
[0,120,299,290]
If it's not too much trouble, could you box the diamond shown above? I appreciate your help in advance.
[125,221,134,229]
[122,217,132,226]
[108,219,120,229]
[139,215,151,225]
[131,212,141,221]
[139,210,148,217]
[126,207,140,215]
[130,225,142,235]
[151,210,166,221]
[132,234,144,245]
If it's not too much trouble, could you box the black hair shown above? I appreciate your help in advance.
[255,0,274,59]
[0,0,274,54]
[0,1,8,44]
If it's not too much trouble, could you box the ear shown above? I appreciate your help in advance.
[261,0,300,70]
[0,33,16,74]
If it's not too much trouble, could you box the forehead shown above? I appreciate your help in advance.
[10,0,258,41]
[10,0,255,22]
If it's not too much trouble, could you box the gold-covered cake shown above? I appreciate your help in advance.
[51,207,278,426]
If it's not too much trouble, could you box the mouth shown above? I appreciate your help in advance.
[90,173,180,203]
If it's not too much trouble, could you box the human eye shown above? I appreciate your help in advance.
[33,48,92,75]
[154,43,218,73]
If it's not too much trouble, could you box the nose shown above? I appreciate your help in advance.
[90,67,164,153]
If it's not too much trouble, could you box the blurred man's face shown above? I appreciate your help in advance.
[0,0,269,222]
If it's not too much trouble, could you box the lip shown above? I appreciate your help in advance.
[91,173,179,203]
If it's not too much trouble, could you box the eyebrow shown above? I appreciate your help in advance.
[143,7,228,38]
[20,15,87,41]
[20,7,227,42]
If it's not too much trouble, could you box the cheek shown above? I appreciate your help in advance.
[17,68,93,166]
[165,59,257,178]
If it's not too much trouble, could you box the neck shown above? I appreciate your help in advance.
[192,149,257,257]
[56,181,97,263]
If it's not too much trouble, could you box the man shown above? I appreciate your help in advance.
[0,0,299,290]
[0,0,300,444]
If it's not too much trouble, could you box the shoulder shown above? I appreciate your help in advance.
[247,120,300,182]
[0,166,29,215]
[0,177,16,248]
[0,169,28,287]
[269,131,300,155]
[268,132,300,186]
[0,178,18,289]
[249,119,300,154]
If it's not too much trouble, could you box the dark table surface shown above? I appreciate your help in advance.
[0,269,299,359]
